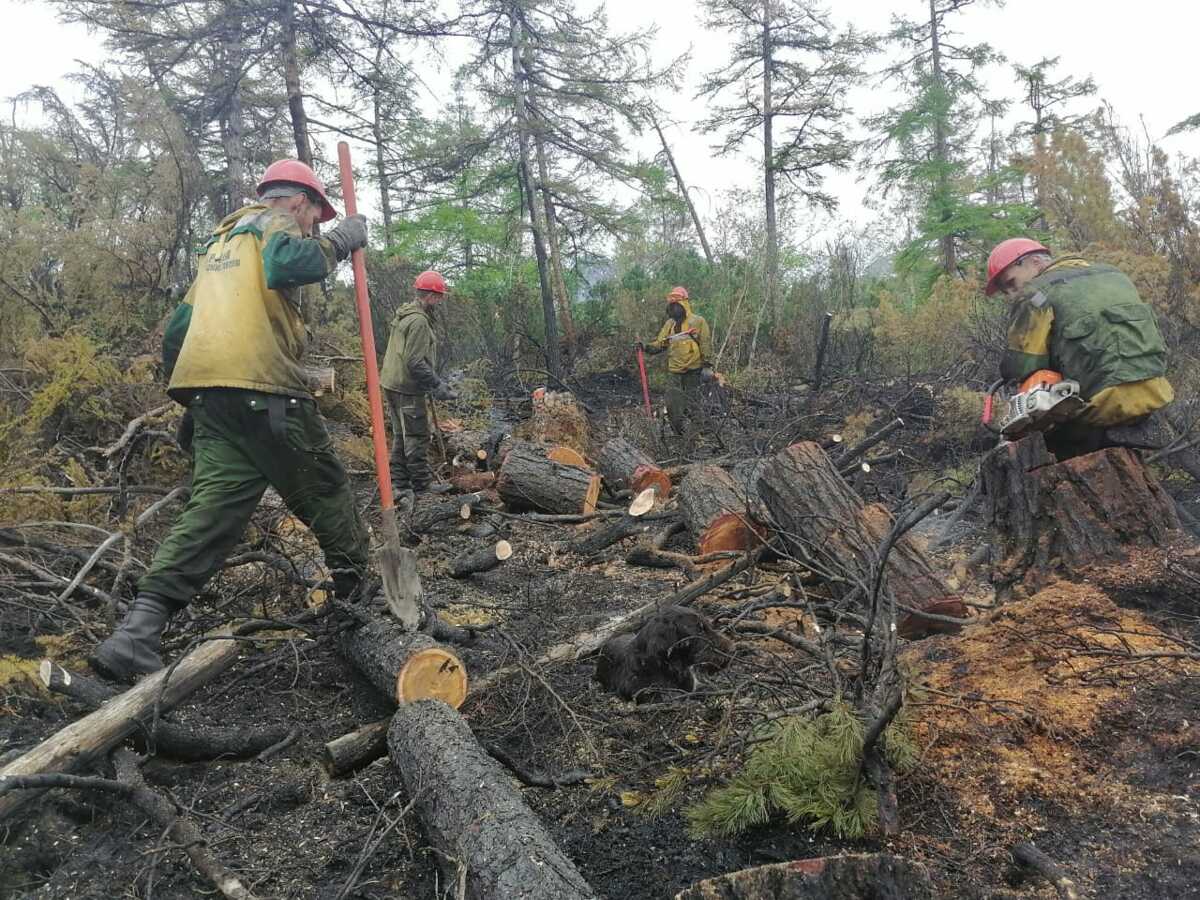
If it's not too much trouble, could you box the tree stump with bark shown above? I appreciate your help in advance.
[387,700,595,900]
[497,443,601,515]
[982,434,1181,592]
[674,853,932,900]
[679,465,766,554]
[757,443,965,638]
[596,436,671,500]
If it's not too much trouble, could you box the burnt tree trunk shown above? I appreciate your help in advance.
[596,437,671,500]
[387,700,595,900]
[757,443,965,638]
[679,465,766,554]
[983,434,1180,593]
[340,614,468,708]
[675,853,933,900]
[497,444,600,515]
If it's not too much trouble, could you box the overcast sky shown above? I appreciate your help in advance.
[3,0,1198,247]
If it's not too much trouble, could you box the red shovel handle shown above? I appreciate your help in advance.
[337,141,394,511]
[636,345,652,416]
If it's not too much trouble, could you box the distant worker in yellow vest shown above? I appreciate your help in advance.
[637,286,713,435]
[986,237,1173,459]
[90,159,371,683]
[379,270,457,502]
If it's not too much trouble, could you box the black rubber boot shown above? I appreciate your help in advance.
[89,594,173,683]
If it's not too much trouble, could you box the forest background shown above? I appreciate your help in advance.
[3,0,1200,484]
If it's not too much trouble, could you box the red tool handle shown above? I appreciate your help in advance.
[337,141,394,511]
[636,345,652,416]
[981,393,994,426]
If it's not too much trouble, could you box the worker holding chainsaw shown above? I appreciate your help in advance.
[986,237,1173,459]
[379,270,457,502]
[90,159,372,683]
[637,286,714,435]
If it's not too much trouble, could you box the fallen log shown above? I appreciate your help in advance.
[387,700,595,900]
[757,443,964,638]
[1011,842,1081,900]
[409,490,488,534]
[674,853,933,900]
[568,512,675,557]
[0,627,242,821]
[596,436,672,500]
[982,435,1180,593]
[497,443,601,515]
[323,717,392,777]
[340,613,468,708]
[449,540,513,578]
[679,465,766,554]
[39,661,290,761]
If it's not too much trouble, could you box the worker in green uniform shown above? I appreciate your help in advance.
[637,286,713,435]
[986,237,1174,459]
[90,159,371,682]
[379,269,457,502]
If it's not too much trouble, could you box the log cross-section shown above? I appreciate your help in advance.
[679,465,766,554]
[757,443,964,638]
[340,615,468,708]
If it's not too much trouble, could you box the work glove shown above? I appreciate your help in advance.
[326,213,368,261]
[644,344,664,356]
[432,382,458,403]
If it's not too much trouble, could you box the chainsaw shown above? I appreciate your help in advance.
[982,369,1088,439]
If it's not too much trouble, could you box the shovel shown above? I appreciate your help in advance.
[337,141,422,631]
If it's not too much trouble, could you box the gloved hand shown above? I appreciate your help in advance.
[432,382,458,402]
[643,344,664,356]
[700,366,714,381]
[326,213,368,261]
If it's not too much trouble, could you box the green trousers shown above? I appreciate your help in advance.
[140,389,368,610]
[666,368,704,436]
[385,389,432,492]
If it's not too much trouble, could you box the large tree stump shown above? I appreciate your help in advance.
[340,615,468,708]
[757,443,964,638]
[596,436,672,500]
[982,434,1181,592]
[675,853,932,900]
[680,465,767,555]
[387,700,595,900]
[497,443,601,515]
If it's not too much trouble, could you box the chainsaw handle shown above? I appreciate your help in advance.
[981,379,1006,434]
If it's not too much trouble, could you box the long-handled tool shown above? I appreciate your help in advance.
[635,344,652,416]
[337,141,422,631]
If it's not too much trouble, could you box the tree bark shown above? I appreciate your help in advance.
[387,700,595,900]
[535,133,576,354]
[679,465,766,554]
[0,628,241,821]
[929,0,956,276]
[450,540,513,577]
[757,443,965,638]
[340,614,468,708]
[596,437,671,500]
[497,444,601,515]
[762,2,779,328]
[281,0,313,166]
[982,435,1181,593]
[674,853,933,900]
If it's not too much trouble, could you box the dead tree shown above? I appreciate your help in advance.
[983,435,1181,592]
[757,443,965,638]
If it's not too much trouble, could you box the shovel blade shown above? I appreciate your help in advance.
[378,507,422,631]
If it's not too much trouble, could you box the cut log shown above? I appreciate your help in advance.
[409,490,488,533]
[982,435,1180,592]
[450,540,513,578]
[757,443,965,638]
[0,627,241,821]
[497,443,601,515]
[39,661,290,762]
[596,437,671,500]
[387,700,595,900]
[674,853,933,900]
[730,457,771,523]
[323,717,391,777]
[679,465,766,554]
[340,614,468,708]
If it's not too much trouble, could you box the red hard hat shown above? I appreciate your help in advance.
[413,270,447,294]
[257,159,338,223]
[985,238,1050,295]
[667,286,689,302]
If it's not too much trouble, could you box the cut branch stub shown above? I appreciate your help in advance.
[497,443,601,515]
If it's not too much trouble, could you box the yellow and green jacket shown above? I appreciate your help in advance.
[163,204,337,400]
[379,302,439,396]
[1001,257,1173,426]
[651,297,712,374]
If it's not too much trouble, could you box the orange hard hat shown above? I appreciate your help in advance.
[257,159,338,223]
[985,238,1050,295]
[413,270,447,294]
[667,286,689,302]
